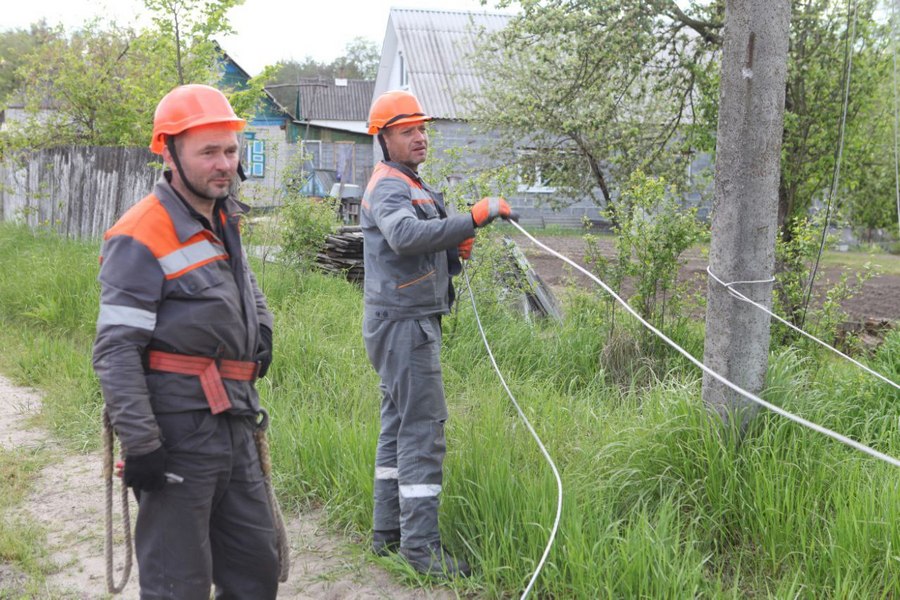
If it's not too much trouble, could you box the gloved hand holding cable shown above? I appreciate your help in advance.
[470,196,518,227]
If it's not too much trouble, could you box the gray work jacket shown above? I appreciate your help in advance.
[92,177,273,455]
[360,161,475,320]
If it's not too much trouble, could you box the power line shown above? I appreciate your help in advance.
[707,266,898,391]
[801,0,859,328]
[461,264,563,600]
[511,221,900,469]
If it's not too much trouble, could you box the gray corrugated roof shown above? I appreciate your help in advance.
[268,79,375,121]
[390,8,512,120]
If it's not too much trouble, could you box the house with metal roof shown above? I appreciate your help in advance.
[266,77,375,190]
[220,50,375,205]
[373,7,604,227]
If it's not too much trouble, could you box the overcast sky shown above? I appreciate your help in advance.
[1,0,518,76]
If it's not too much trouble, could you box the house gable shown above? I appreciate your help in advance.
[216,50,296,127]
[374,8,512,120]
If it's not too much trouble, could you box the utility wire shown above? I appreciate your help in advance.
[461,264,563,600]
[510,220,900,469]
[707,267,898,391]
[801,0,858,328]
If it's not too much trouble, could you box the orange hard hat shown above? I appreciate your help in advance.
[367,90,431,135]
[149,84,246,154]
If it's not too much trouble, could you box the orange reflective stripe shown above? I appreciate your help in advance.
[147,350,258,414]
[106,194,227,280]
[397,269,435,289]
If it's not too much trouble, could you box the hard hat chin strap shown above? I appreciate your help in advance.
[165,136,229,201]
[377,133,391,162]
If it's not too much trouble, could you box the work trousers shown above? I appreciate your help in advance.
[134,410,279,600]
[363,315,448,549]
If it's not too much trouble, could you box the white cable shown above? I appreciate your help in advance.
[707,267,899,391]
[509,220,900,469]
[461,264,563,600]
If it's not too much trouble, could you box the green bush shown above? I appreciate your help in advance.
[774,216,876,346]
[275,143,340,267]
[279,195,339,267]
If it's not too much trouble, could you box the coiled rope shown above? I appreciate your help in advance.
[102,408,291,592]
[461,264,563,600]
[254,408,291,583]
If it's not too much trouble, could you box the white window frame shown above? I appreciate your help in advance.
[301,140,322,168]
[516,150,557,194]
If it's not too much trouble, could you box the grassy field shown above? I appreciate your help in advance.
[822,248,900,276]
[1,223,899,597]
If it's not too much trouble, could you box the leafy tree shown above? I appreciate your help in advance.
[778,0,892,241]
[471,0,723,211]
[142,0,244,85]
[0,0,264,152]
[475,0,894,242]
[0,21,60,106]
[2,21,171,149]
[333,37,380,79]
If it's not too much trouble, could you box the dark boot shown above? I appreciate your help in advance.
[399,541,471,578]
[372,529,401,556]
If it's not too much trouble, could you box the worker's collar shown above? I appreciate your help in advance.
[383,160,423,184]
[163,170,225,234]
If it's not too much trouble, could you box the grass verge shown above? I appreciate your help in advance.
[1,222,899,598]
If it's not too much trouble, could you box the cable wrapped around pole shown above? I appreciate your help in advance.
[103,409,132,594]
[254,409,290,582]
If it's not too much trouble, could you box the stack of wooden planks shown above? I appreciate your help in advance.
[314,226,364,284]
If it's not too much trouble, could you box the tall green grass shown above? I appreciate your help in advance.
[2,222,900,597]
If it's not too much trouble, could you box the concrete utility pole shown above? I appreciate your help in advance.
[701,1,791,427]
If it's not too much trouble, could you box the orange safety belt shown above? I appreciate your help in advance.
[147,350,258,414]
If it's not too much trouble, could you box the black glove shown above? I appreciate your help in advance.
[123,446,168,492]
[256,324,273,379]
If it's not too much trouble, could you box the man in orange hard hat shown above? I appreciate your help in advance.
[361,89,516,578]
[93,84,280,598]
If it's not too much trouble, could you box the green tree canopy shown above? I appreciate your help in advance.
[472,0,897,238]
[0,0,257,152]
[0,21,60,107]
[779,0,893,240]
[3,21,171,148]
[142,0,244,85]
[471,0,722,210]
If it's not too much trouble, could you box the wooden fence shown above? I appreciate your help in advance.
[0,146,159,240]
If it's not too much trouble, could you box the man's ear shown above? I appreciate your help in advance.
[160,140,172,169]
[160,135,179,171]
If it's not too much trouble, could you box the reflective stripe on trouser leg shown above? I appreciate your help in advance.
[373,381,400,532]
[364,316,448,549]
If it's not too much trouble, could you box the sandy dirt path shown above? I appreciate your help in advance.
[0,375,452,600]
